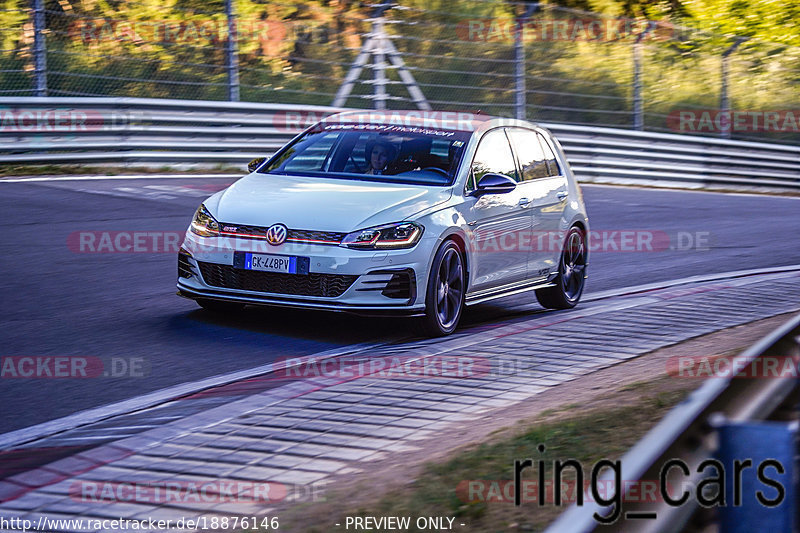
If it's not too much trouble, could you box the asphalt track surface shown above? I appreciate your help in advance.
[1,177,799,432]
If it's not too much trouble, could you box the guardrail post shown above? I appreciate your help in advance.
[714,416,798,532]
[720,38,746,139]
[32,0,47,97]
[225,0,239,102]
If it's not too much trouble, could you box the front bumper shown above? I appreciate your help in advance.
[176,231,432,316]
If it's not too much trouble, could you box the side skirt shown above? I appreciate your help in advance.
[465,276,556,306]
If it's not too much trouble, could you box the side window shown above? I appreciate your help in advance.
[537,133,561,176]
[468,129,518,191]
[508,128,548,181]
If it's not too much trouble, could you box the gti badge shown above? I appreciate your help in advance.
[265,224,288,246]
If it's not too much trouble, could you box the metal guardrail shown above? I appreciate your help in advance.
[546,311,800,532]
[1,97,799,191]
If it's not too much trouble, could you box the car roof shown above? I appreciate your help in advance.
[323,110,543,135]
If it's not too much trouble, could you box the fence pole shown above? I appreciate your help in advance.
[720,38,746,139]
[632,36,644,130]
[32,0,47,97]
[514,4,538,121]
[225,0,239,101]
[632,23,655,130]
[373,17,387,110]
[514,16,525,120]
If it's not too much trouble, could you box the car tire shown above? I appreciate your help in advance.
[196,298,246,314]
[535,225,587,309]
[419,240,466,337]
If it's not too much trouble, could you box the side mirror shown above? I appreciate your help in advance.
[248,157,266,173]
[472,173,517,196]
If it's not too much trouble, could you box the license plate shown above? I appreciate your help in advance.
[234,252,309,275]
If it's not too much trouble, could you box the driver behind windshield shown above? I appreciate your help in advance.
[364,141,397,175]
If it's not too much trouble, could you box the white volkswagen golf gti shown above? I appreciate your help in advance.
[177,111,588,336]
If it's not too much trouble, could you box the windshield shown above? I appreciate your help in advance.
[258,123,471,186]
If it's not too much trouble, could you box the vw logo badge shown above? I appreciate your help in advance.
[265,224,288,246]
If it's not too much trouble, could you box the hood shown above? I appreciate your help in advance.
[208,173,452,232]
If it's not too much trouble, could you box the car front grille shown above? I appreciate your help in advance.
[287,229,347,244]
[198,262,358,298]
[218,224,346,245]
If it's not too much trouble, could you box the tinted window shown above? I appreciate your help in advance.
[508,128,549,181]
[341,132,375,173]
[259,123,470,186]
[469,129,518,190]
[538,133,560,176]
[282,131,339,172]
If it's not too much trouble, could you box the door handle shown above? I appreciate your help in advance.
[518,197,531,208]
[557,191,568,200]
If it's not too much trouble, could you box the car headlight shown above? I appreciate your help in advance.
[340,222,423,250]
[190,204,220,237]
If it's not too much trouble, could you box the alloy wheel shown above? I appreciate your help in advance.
[435,246,464,329]
[561,228,587,302]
